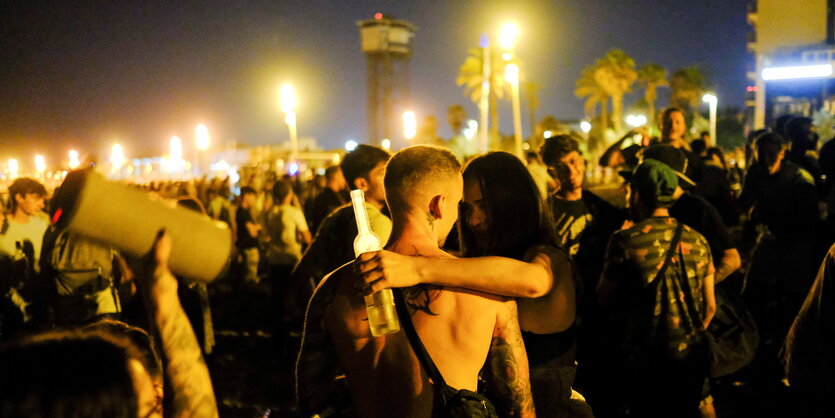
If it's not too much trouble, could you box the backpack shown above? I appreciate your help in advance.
[41,229,119,323]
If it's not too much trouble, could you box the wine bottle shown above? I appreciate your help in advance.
[350,189,400,336]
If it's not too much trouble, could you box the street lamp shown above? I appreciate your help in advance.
[703,93,718,147]
[345,140,358,151]
[196,124,210,175]
[580,121,592,134]
[626,114,648,128]
[35,155,46,175]
[498,23,519,50]
[280,84,299,164]
[68,150,80,170]
[403,111,417,141]
[170,136,183,173]
[381,138,391,151]
[8,159,18,179]
[505,63,524,159]
[110,144,125,176]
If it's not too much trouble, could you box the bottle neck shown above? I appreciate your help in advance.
[350,190,372,235]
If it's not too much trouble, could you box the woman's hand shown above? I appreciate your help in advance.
[354,250,423,295]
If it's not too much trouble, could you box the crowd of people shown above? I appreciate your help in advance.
[0,106,834,417]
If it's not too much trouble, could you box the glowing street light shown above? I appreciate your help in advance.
[345,140,358,151]
[498,22,519,50]
[196,124,210,151]
[580,121,592,134]
[403,111,417,140]
[381,138,391,151]
[110,144,125,169]
[505,63,524,159]
[35,155,46,174]
[544,130,554,139]
[703,93,718,147]
[626,114,648,128]
[280,83,299,163]
[8,159,18,178]
[68,150,80,170]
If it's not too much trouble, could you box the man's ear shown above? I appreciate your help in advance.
[353,177,369,191]
[428,194,447,220]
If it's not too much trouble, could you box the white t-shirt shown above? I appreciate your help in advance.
[265,204,309,266]
[0,214,50,266]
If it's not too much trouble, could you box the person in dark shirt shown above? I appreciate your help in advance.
[739,132,820,388]
[785,116,823,197]
[236,186,261,284]
[308,165,347,233]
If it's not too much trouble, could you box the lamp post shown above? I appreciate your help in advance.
[280,84,299,165]
[505,63,523,159]
[479,34,491,154]
[35,155,46,177]
[403,111,417,142]
[68,150,80,170]
[702,93,718,147]
[196,124,210,175]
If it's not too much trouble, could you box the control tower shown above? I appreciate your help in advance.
[357,14,416,144]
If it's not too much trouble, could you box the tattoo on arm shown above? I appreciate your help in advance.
[483,302,535,417]
[402,285,441,316]
[150,277,218,418]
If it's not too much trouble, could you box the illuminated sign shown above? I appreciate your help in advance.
[762,64,833,80]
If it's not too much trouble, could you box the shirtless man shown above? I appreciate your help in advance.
[296,145,534,418]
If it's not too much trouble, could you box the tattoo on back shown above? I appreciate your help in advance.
[403,285,441,316]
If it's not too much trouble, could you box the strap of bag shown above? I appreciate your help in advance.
[654,222,684,283]
[393,288,448,388]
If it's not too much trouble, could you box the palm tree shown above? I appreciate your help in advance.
[575,64,609,131]
[637,63,668,131]
[593,49,637,134]
[670,66,708,115]
[457,48,511,148]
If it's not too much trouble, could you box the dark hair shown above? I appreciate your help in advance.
[705,147,727,171]
[340,145,390,190]
[384,145,461,214]
[177,196,206,215]
[774,114,795,136]
[0,331,139,418]
[690,139,707,155]
[239,186,256,197]
[272,179,294,203]
[324,165,341,181]
[755,132,787,169]
[83,319,162,381]
[8,177,46,213]
[661,107,685,124]
[460,152,553,260]
[786,116,814,144]
[540,134,580,167]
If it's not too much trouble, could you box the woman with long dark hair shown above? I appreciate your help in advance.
[357,152,590,416]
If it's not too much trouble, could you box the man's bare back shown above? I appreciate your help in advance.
[297,252,533,417]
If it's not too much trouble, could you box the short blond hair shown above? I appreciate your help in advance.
[384,145,461,214]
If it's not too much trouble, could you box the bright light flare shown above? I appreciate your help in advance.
[762,64,833,80]
[345,140,358,151]
[196,124,210,151]
[504,63,519,85]
[169,136,183,161]
[463,119,478,140]
[35,155,46,173]
[580,121,592,133]
[280,84,297,114]
[702,93,718,104]
[403,111,417,140]
[68,150,80,170]
[381,138,391,151]
[498,23,519,49]
[626,114,647,127]
[544,130,553,139]
[8,159,18,177]
[110,144,125,168]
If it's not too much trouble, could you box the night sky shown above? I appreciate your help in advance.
[0,0,750,168]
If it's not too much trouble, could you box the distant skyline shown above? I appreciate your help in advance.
[0,0,750,168]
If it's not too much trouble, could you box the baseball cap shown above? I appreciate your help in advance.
[641,145,695,187]
[631,158,679,205]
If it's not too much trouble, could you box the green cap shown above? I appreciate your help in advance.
[631,158,678,204]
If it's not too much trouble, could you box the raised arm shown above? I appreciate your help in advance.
[356,250,552,298]
[482,300,535,418]
[138,231,218,418]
